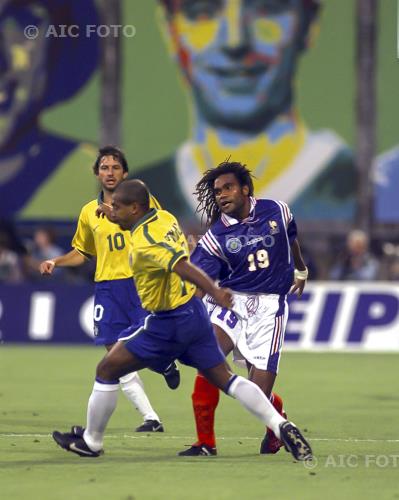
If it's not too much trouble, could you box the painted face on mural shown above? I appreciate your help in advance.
[165,0,309,129]
[0,1,49,150]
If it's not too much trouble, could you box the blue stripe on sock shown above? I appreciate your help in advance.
[224,374,238,394]
[95,377,119,385]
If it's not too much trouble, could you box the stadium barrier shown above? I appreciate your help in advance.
[1,282,398,351]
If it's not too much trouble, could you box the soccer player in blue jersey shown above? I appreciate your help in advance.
[40,146,179,433]
[52,179,312,462]
[178,160,308,456]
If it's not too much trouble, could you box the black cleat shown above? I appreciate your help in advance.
[260,409,287,455]
[70,425,85,437]
[259,430,283,455]
[135,420,164,432]
[53,431,103,458]
[163,362,180,390]
[178,444,217,456]
[279,421,312,461]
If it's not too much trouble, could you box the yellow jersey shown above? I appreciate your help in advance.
[72,193,161,282]
[129,208,196,312]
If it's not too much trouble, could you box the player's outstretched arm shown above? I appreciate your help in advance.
[39,249,87,275]
[173,258,233,309]
[289,239,308,298]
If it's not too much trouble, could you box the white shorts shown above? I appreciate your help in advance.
[206,293,288,373]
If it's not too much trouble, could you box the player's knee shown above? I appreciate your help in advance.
[96,356,118,381]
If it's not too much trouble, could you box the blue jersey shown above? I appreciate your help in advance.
[191,198,297,295]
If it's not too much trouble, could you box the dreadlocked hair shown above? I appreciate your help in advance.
[194,160,254,227]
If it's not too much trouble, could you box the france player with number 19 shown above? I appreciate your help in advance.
[178,160,308,457]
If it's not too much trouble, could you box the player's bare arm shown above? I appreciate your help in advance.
[39,248,87,275]
[173,258,233,309]
[289,239,308,298]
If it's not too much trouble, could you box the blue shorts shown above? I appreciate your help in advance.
[121,296,225,373]
[93,278,147,346]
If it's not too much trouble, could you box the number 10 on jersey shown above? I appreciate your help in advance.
[107,233,125,252]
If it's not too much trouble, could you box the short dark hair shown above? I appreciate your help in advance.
[93,146,128,175]
[194,160,254,226]
[114,179,150,210]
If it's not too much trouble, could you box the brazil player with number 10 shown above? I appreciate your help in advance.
[178,161,308,456]
[51,179,311,461]
[40,146,179,434]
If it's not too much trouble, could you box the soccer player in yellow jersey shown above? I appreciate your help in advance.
[40,147,179,433]
[52,179,312,462]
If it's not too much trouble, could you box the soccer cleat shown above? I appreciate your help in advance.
[70,425,85,437]
[279,421,312,461]
[53,431,103,458]
[260,429,283,454]
[178,444,217,456]
[260,410,287,455]
[135,419,164,432]
[163,361,180,390]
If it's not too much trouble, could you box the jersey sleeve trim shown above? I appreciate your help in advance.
[168,250,186,271]
[200,230,225,260]
[73,247,94,259]
[276,200,293,227]
[275,201,292,264]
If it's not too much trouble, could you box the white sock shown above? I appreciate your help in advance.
[83,381,119,452]
[119,372,160,422]
[227,376,285,438]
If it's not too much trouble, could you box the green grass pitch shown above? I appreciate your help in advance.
[1,347,398,500]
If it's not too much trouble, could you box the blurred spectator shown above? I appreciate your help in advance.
[329,229,380,281]
[299,244,319,281]
[31,227,64,262]
[388,259,399,281]
[0,216,29,279]
[380,242,399,281]
[0,217,28,257]
[0,232,23,282]
[26,227,65,280]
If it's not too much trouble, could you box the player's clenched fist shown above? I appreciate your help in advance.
[39,259,55,275]
[212,287,233,309]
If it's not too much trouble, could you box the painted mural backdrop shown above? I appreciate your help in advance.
[3,1,398,223]
[124,0,399,225]
[0,0,100,220]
